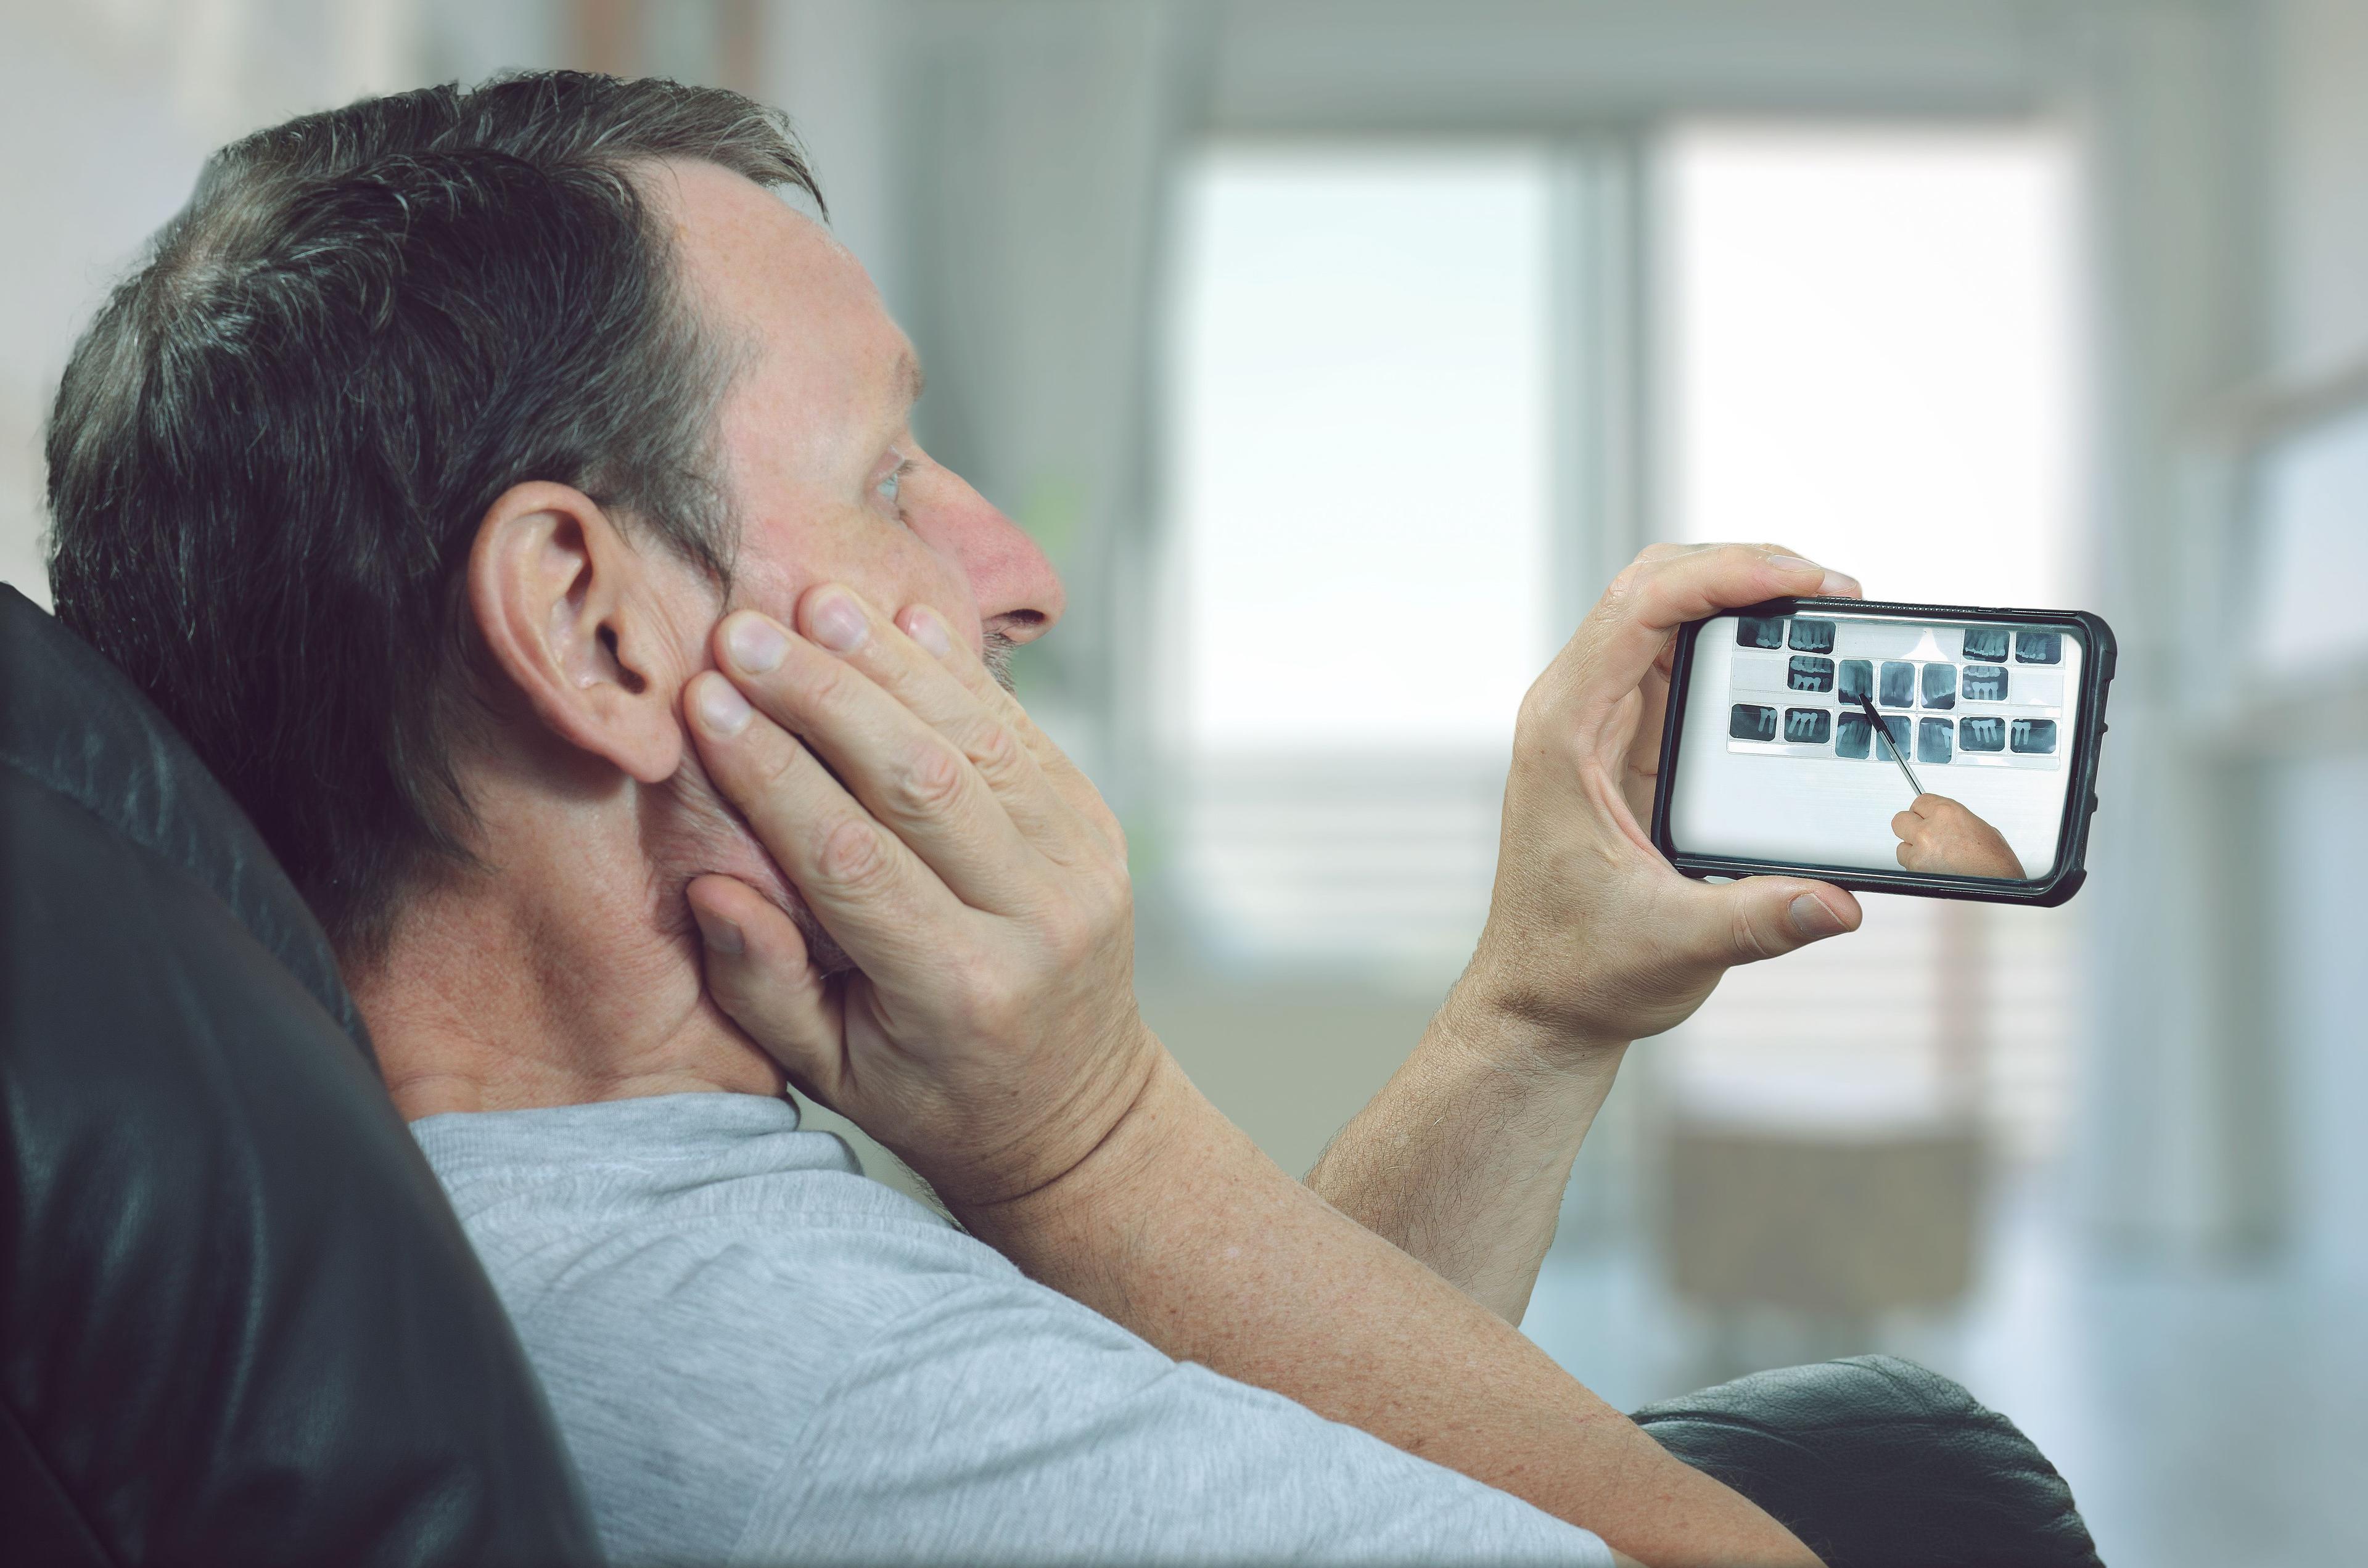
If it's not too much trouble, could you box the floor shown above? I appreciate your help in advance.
[1522,1181,2368,1567]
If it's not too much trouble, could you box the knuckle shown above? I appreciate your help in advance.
[1038,904,1093,965]
[959,958,1026,1035]
[748,733,805,797]
[1096,805,1130,861]
[888,742,967,818]
[797,657,860,717]
[815,816,894,891]
[1729,901,1781,963]
[1083,865,1133,935]
[967,717,1026,778]
[1602,561,1650,607]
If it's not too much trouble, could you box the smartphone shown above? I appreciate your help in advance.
[1648,597,2116,905]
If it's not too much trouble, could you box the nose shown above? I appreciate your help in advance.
[911,466,1066,646]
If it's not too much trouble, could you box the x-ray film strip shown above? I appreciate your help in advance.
[1724,616,2066,771]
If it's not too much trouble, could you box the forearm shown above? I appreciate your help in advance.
[1307,980,1629,1322]
[963,1049,1817,1568]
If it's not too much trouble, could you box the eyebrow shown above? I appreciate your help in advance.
[897,352,926,411]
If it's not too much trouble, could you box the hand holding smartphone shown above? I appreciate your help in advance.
[1650,599,2116,904]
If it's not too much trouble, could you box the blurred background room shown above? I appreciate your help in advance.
[3,3,2362,1563]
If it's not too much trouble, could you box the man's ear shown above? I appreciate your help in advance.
[466,482,686,785]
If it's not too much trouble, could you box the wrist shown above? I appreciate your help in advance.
[1441,956,1631,1078]
[950,1036,1209,1276]
[885,1011,1167,1220]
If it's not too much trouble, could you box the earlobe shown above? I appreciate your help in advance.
[465,482,686,786]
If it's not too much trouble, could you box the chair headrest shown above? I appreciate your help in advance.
[1,582,600,1566]
[0,581,368,1050]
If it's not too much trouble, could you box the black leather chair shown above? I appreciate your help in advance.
[1635,1355,2104,1567]
[1,583,599,1566]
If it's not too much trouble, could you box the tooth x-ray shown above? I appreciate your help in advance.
[1675,612,2089,882]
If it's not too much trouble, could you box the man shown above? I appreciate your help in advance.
[44,73,2071,1567]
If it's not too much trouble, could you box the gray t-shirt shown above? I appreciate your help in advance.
[413,1092,1613,1567]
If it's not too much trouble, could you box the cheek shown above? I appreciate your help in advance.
[733,513,978,642]
[892,527,987,646]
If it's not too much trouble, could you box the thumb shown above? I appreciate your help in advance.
[1679,874,1862,967]
[687,874,846,1096]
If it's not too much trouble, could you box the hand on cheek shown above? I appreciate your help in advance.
[676,585,1151,1216]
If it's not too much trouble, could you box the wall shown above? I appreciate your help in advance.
[2269,0,2368,377]
[2263,0,2368,1287]
[0,12,206,607]
[0,0,431,610]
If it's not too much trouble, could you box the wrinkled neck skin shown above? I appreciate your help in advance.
[354,740,786,1125]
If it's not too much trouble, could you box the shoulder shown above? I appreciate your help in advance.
[409,1098,1608,1566]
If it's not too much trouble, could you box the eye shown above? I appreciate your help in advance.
[873,451,916,513]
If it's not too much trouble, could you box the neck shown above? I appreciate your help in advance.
[356,813,785,1123]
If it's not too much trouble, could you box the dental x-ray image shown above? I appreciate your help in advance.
[1789,618,1836,653]
[1962,625,2012,662]
[1788,655,1835,693]
[1671,612,2088,881]
[1880,660,1915,707]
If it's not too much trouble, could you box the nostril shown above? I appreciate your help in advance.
[990,609,1051,645]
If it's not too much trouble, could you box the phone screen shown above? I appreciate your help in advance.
[1667,611,2087,882]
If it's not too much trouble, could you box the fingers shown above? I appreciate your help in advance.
[1679,874,1862,966]
[776,587,1086,858]
[686,668,981,960]
[686,873,847,1098]
[708,610,1047,909]
[1563,544,1866,716]
[898,603,1130,860]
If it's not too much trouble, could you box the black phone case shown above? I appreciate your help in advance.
[1648,597,2117,906]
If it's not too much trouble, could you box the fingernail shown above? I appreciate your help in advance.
[725,614,788,673]
[1789,893,1846,938]
[1770,554,1823,577]
[1820,571,1862,597]
[695,676,753,736]
[903,607,953,659]
[809,588,868,653]
[693,905,744,956]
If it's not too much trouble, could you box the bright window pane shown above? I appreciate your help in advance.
[1667,125,2081,608]
[2253,403,2368,674]
[1170,149,1552,750]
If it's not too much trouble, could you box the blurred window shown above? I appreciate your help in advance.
[1159,148,1554,979]
[2251,403,2368,675]
[1661,123,2086,1165]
